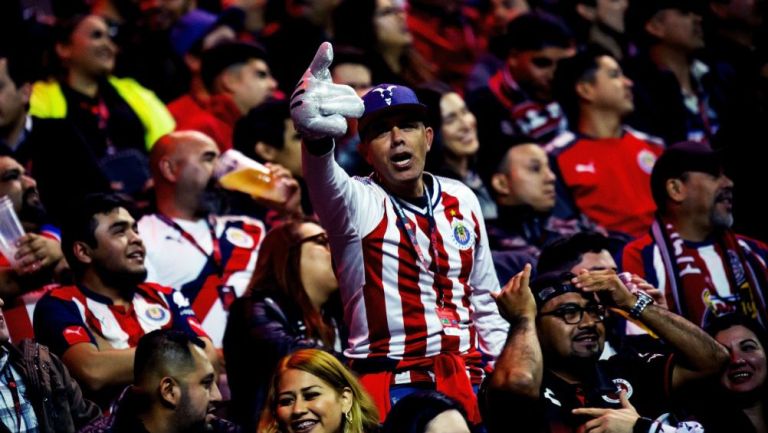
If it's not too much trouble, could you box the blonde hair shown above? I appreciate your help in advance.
[258,349,379,433]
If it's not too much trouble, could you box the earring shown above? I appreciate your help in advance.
[345,411,353,423]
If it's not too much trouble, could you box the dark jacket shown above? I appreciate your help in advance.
[78,388,239,433]
[223,291,344,433]
[1,340,101,433]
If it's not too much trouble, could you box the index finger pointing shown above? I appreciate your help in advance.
[521,263,532,290]
[308,42,334,79]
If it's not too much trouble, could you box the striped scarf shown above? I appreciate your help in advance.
[650,218,768,327]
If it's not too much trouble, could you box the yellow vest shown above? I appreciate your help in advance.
[29,77,175,150]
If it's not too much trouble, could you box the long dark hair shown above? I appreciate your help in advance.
[246,217,336,347]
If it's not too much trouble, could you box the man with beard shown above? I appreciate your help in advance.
[80,330,234,433]
[139,131,295,349]
[623,142,768,329]
[33,194,216,409]
[0,154,67,342]
[482,257,727,433]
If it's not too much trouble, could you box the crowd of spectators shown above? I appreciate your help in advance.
[0,0,767,432]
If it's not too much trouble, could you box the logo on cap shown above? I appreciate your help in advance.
[372,85,397,106]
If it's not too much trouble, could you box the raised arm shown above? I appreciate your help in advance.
[572,269,729,390]
[486,264,542,399]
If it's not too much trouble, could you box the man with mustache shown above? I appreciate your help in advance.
[622,142,768,329]
[79,330,233,433]
[32,194,216,409]
[483,239,728,433]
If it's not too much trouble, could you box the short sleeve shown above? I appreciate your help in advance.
[33,294,97,356]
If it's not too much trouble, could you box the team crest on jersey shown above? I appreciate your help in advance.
[450,219,474,250]
[226,227,254,249]
[601,378,634,404]
[636,150,657,174]
[142,305,171,326]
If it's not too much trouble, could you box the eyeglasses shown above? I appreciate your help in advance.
[293,232,330,248]
[539,304,606,324]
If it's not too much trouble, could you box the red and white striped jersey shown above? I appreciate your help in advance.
[139,214,265,347]
[303,149,508,369]
[32,283,207,356]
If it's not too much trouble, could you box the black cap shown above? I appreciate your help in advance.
[531,271,579,309]
[651,141,723,206]
[200,41,267,92]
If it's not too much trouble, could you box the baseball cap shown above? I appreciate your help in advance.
[531,271,580,310]
[171,10,217,58]
[651,141,723,204]
[170,8,244,58]
[358,84,428,140]
[200,41,268,92]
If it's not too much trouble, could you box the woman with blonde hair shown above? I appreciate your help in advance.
[259,349,380,433]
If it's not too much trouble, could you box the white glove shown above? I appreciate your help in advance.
[290,42,364,140]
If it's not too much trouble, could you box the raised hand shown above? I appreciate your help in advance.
[492,263,536,322]
[290,42,364,140]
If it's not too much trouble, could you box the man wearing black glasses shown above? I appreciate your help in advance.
[481,255,728,433]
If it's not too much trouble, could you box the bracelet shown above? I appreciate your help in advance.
[629,292,654,319]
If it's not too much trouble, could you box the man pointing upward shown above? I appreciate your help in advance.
[290,42,509,424]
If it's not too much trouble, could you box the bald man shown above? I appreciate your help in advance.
[139,131,276,349]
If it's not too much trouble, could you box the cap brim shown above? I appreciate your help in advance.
[358,103,429,140]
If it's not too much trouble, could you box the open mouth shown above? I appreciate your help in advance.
[126,250,145,261]
[728,369,754,383]
[390,151,413,170]
[291,419,318,433]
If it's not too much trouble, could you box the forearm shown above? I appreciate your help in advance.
[488,316,542,399]
[62,346,135,392]
[636,304,727,373]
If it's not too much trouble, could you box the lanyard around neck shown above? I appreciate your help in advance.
[388,184,442,278]
[157,214,222,275]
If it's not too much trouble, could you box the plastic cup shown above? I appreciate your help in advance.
[214,150,290,204]
[0,196,26,266]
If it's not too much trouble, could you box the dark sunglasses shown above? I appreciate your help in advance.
[539,304,606,325]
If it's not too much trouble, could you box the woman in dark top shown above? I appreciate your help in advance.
[223,218,343,433]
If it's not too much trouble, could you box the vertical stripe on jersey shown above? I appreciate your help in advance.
[397,212,428,358]
[84,299,130,349]
[363,213,392,358]
[417,210,459,356]
[446,192,477,354]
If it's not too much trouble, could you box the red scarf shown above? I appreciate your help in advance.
[357,353,483,425]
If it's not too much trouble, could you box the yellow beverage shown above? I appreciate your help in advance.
[218,168,288,204]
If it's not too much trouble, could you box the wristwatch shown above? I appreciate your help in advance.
[629,291,654,319]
